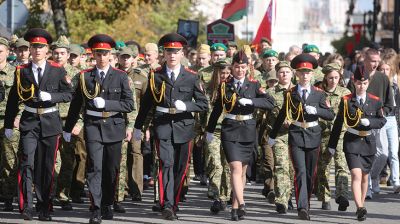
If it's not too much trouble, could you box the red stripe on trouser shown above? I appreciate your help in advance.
[48,135,61,210]
[155,139,165,207]
[308,147,320,206]
[174,141,192,209]
[18,169,24,212]
[288,145,300,208]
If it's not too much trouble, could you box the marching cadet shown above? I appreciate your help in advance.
[4,28,72,221]
[0,37,17,212]
[257,49,279,87]
[63,34,134,224]
[317,63,351,211]
[50,35,81,211]
[268,54,335,220]
[263,61,295,214]
[206,51,275,221]
[328,65,386,221]
[133,33,208,220]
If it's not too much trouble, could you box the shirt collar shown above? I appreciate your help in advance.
[32,61,46,71]
[166,66,181,77]
[297,84,311,94]
[356,94,366,102]
[234,77,245,84]
[96,65,110,76]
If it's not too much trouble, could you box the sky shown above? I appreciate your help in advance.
[355,0,373,13]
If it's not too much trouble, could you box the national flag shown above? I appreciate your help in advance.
[221,0,247,22]
[252,0,275,47]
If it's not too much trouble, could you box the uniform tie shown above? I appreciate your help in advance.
[359,98,364,107]
[37,67,42,85]
[100,71,105,84]
[302,89,307,103]
[236,81,242,91]
[170,71,176,83]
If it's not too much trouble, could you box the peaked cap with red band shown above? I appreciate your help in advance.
[158,33,187,51]
[24,28,53,45]
[290,53,318,71]
[88,34,116,51]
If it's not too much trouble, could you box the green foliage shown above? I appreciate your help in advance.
[331,35,371,56]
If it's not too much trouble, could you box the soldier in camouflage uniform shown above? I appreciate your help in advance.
[303,44,324,86]
[51,36,81,210]
[317,63,351,211]
[264,61,294,214]
[205,59,232,214]
[113,46,138,213]
[0,37,19,211]
[11,38,30,67]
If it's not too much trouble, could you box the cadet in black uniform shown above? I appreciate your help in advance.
[268,54,335,220]
[133,33,208,220]
[206,51,274,221]
[328,65,386,221]
[4,28,72,221]
[63,34,134,224]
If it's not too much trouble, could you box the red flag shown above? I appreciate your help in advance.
[222,0,247,22]
[352,24,363,44]
[252,0,274,46]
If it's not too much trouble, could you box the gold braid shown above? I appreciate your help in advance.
[80,72,100,99]
[221,82,236,113]
[149,69,165,103]
[343,99,363,127]
[285,91,304,122]
[16,67,35,101]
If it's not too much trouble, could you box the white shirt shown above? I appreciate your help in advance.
[96,65,110,79]
[356,94,366,105]
[166,66,181,81]
[32,62,46,84]
[234,77,245,89]
[297,84,311,100]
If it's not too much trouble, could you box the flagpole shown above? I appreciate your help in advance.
[246,0,249,42]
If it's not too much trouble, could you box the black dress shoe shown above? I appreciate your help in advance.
[22,208,33,220]
[288,199,294,210]
[152,202,162,212]
[276,203,287,214]
[38,210,52,221]
[162,207,177,220]
[89,209,102,224]
[231,209,239,221]
[298,208,310,220]
[101,206,113,220]
[61,201,73,211]
[72,197,84,204]
[113,202,126,213]
[3,200,13,211]
[336,196,349,211]
[322,201,331,210]
[356,207,367,221]
[237,204,246,220]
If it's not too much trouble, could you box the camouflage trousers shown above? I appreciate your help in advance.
[272,134,294,206]
[317,132,349,202]
[56,136,78,202]
[205,130,231,201]
[115,140,128,202]
[0,127,20,200]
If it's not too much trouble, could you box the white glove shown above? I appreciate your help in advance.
[39,91,52,101]
[268,137,276,146]
[133,128,142,141]
[4,128,13,140]
[174,100,187,111]
[238,98,253,106]
[360,118,370,126]
[93,97,105,109]
[205,132,214,143]
[305,105,317,115]
[63,131,71,142]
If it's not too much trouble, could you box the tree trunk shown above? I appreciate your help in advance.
[50,0,69,37]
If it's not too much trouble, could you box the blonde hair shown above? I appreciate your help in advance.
[379,51,398,83]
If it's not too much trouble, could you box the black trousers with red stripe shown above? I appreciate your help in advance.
[156,139,191,210]
[290,146,319,210]
[18,126,59,212]
[85,140,122,209]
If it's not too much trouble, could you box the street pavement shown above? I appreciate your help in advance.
[1,177,400,223]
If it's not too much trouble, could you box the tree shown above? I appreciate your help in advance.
[50,0,69,37]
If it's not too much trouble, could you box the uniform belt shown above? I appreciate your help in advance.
[224,113,253,121]
[24,105,58,115]
[292,121,318,128]
[347,127,371,137]
[155,106,184,114]
[86,109,118,118]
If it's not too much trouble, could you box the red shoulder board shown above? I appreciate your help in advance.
[80,67,95,74]
[185,68,197,75]
[343,93,352,100]
[313,86,323,92]
[113,67,127,74]
[48,60,62,67]
[368,93,380,101]
[17,63,29,69]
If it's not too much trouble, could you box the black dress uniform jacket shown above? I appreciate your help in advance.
[5,62,72,137]
[64,67,134,142]
[328,93,386,155]
[134,65,208,143]
[269,85,335,148]
[207,77,275,142]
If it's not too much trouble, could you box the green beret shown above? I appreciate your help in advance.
[0,37,9,48]
[303,44,319,54]
[262,49,278,58]
[210,43,227,52]
[69,44,82,56]
[322,63,341,75]
[213,58,231,68]
[115,40,126,50]
[275,61,291,71]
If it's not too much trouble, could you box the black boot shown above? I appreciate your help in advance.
[231,209,239,221]
[38,209,52,221]
[356,207,367,221]
[89,209,101,224]
[237,204,246,220]
[210,200,222,214]
[101,205,113,220]
[22,208,33,220]
[336,196,349,211]
[113,202,126,213]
